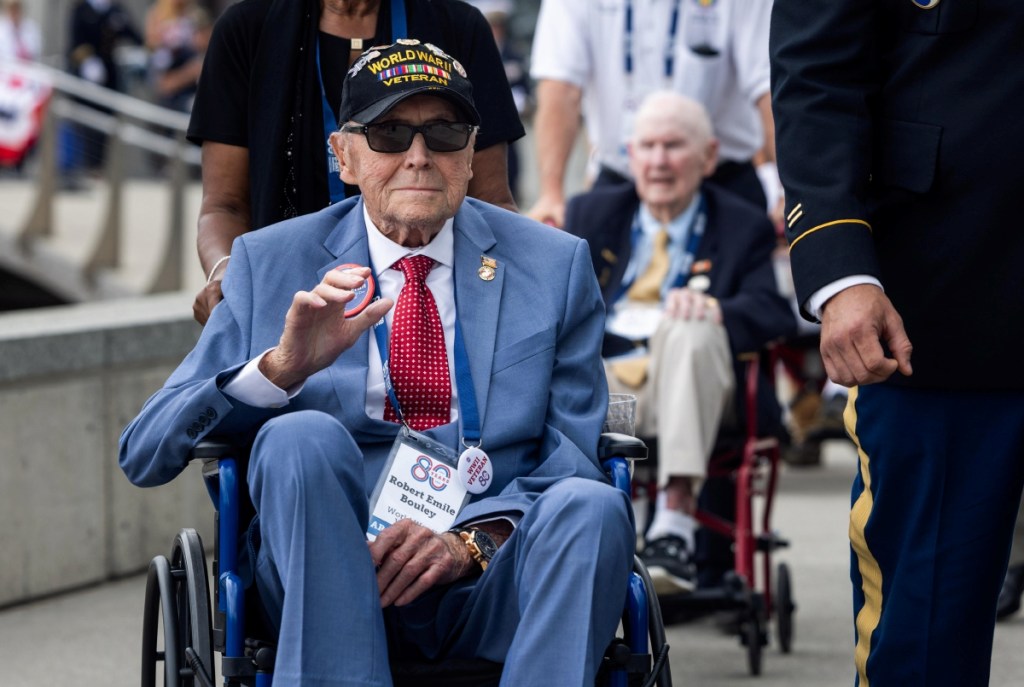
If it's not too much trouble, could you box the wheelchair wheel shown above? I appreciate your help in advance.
[775,562,795,654]
[142,528,214,687]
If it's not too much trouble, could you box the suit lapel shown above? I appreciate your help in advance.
[453,204,501,430]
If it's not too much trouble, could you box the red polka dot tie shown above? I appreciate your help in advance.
[384,255,452,430]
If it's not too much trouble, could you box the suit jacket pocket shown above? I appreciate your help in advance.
[492,326,557,374]
[900,0,977,34]
[873,119,943,194]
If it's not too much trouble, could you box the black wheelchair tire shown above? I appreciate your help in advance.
[172,528,215,687]
[142,554,180,687]
[633,555,673,687]
[775,562,795,654]
[141,529,214,687]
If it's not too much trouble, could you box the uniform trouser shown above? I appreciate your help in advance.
[1009,491,1024,567]
[605,318,734,486]
[247,410,634,687]
[845,385,1024,687]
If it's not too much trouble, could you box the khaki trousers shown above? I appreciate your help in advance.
[606,318,734,487]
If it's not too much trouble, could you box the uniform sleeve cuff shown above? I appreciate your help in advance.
[806,275,883,321]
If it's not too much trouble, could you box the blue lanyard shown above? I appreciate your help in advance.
[367,257,482,444]
[317,0,409,204]
[624,0,682,79]
[614,193,707,303]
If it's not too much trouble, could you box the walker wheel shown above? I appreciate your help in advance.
[776,562,795,653]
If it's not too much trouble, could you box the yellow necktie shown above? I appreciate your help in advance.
[626,226,670,303]
[610,226,670,388]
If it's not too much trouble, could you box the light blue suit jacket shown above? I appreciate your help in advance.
[119,197,610,525]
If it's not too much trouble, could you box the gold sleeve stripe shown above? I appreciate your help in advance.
[786,209,804,227]
[789,219,872,252]
[786,203,803,222]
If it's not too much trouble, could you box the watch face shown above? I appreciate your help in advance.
[473,530,499,561]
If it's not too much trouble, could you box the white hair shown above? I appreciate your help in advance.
[631,91,714,145]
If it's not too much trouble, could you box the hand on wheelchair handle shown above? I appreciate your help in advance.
[369,519,475,607]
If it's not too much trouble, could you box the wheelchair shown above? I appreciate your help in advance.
[141,433,673,687]
[631,354,797,676]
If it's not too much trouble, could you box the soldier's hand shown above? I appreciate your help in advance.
[819,284,913,387]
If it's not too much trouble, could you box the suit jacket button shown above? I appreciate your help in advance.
[187,428,197,439]
[191,422,203,434]
[204,407,218,419]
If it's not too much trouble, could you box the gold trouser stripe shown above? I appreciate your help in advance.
[789,219,872,252]
[846,386,882,687]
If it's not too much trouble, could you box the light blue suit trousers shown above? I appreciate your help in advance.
[249,410,634,687]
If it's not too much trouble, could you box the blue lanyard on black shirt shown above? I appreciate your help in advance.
[317,0,409,204]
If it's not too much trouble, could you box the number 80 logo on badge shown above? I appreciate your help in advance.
[410,455,452,491]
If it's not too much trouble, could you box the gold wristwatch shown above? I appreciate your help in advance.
[451,527,498,571]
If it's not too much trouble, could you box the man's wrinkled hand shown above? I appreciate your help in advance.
[193,280,224,326]
[259,267,393,389]
[664,287,722,324]
[819,284,913,387]
[369,519,474,607]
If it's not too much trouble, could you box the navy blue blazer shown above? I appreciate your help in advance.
[771,0,1024,390]
[564,183,796,437]
[119,197,610,527]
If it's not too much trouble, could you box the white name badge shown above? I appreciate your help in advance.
[606,302,664,341]
[366,428,469,541]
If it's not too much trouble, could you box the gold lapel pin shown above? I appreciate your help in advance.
[478,256,497,281]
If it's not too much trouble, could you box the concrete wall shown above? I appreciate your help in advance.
[0,293,213,608]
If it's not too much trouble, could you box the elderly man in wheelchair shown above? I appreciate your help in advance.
[120,41,662,687]
[563,92,797,596]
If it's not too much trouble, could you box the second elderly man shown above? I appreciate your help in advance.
[565,91,795,594]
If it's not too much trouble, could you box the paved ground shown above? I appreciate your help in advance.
[3,441,1024,686]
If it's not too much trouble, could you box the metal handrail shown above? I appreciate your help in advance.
[9,59,201,297]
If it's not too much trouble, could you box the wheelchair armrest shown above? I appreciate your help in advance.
[598,433,647,461]
[190,438,237,464]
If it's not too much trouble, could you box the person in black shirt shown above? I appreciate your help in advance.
[187,0,524,324]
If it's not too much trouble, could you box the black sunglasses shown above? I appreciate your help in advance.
[341,122,477,153]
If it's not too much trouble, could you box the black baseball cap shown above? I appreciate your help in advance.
[339,39,481,125]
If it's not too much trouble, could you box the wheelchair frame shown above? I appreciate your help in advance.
[141,434,673,687]
[632,355,797,676]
